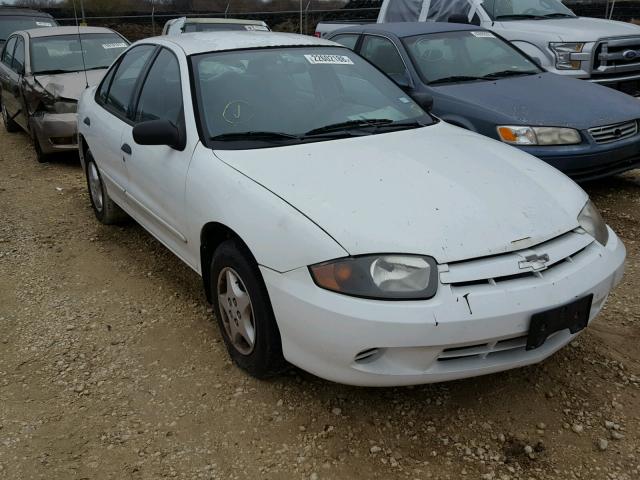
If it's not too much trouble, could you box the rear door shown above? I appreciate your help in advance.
[120,47,193,263]
[0,36,19,121]
[85,44,156,206]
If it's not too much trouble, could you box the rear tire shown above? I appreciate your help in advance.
[210,240,286,379]
[84,150,128,225]
[2,103,20,133]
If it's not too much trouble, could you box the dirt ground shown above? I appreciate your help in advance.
[0,126,638,480]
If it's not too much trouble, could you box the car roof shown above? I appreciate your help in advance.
[152,31,338,56]
[332,21,480,38]
[21,26,119,38]
[0,7,54,18]
[181,18,267,26]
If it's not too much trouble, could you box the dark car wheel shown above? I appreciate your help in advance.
[211,240,286,379]
[85,150,128,225]
[2,103,20,133]
[32,133,48,163]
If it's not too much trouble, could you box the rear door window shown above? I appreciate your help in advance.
[2,36,16,68]
[12,37,24,73]
[105,44,155,119]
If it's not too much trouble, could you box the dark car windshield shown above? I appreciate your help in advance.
[191,47,434,149]
[0,16,56,41]
[403,30,540,85]
[482,0,576,20]
[31,33,128,74]
[183,23,268,32]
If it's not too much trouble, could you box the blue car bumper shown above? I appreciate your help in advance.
[519,135,640,182]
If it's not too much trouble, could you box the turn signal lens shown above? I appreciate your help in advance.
[497,126,581,146]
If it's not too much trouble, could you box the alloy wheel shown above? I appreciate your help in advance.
[217,267,256,355]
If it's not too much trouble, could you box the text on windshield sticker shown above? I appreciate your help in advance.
[304,54,354,65]
[102,43,128,49]
[471,31,496,38]
[36,22,53,27]
[244,25,269,31]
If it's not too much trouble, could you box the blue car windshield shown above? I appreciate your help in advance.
[403,30,540,85]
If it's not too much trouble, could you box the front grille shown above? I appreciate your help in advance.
[440,231,595,289]
[588,120,638,144]
[593,37,640,75]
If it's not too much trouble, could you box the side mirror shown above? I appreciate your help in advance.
[410,91,434,112]
[133,119,185,150]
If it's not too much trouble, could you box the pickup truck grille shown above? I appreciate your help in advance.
[593,37,640,77]
[588,120,638,144]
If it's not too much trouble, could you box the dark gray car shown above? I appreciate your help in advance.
[329,22,640,181]
[0,26,128,162]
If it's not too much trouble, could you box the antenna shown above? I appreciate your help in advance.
[72,0,89,89]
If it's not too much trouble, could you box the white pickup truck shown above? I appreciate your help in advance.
[316,0,640,95]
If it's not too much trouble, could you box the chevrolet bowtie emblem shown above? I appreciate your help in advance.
[519,253,550,272]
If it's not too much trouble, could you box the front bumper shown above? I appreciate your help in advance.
[518,134,640,182]
[31,112,78,154]
[262,230,625,387]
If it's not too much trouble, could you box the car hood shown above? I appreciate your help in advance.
[29,69,107,102]
[432,72,640,130]
[214,123,587,264]
[496,17,640,41]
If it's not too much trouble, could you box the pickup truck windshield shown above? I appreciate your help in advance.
[191,47,434,149]
[0,16,56,42]
[483,0,576,20]
[31,33,128,75]
[404,30,540,85]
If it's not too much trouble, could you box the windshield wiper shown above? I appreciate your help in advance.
[429,75,486,85]
[483,69,539,79]
[495,14,546,20]
[541,13,575,18]
[305,118,395,136]
[210,131,302,143]
[33,69,77,75]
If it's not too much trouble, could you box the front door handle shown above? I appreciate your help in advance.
[121,143,132,155]
[83,117,90,126]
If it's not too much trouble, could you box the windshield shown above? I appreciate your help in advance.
[191,47,434,149]
[183,23,268,32]
[0,16,56,41]
[31,33,128,74]
[482,0,576,20]
[404,30,540,85]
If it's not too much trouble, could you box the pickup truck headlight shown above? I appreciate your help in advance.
[497,126,581,146]
[549,42,585,70]
[578,200,609,246]
[309,255,438,300]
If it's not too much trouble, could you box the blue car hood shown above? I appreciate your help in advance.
[433,73,640,131]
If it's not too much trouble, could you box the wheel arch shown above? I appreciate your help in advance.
[200,222,259,304]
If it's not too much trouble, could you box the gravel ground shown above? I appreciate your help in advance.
[0,126,639,480]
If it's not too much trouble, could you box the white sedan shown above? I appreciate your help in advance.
[77,32,626,387]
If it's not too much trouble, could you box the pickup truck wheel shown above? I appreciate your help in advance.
[85,150,127,225]
[2,103,20,133]
[211,240,286,379]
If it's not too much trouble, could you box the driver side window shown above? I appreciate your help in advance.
[359,35,409,84]
[12,37,25,74]
[2,36,16,68]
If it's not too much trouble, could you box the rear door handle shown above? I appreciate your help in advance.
[83,117,90,126]
[121,143,132,155]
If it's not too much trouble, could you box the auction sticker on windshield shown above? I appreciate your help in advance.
[36,22,53,27]
[470,31,496,38]
[102,43,128,49]
[304,54,354,65]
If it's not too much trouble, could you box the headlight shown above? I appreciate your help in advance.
[52,101,78,114]
[578,200,609,246]
[309,255,438,300]
[549,42,585,70]
[497,126,581,146]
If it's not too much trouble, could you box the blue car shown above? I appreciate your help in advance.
[329,22,640,181]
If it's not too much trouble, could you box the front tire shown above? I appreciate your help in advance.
[84,150,127,225]
[211,240,286,378]
[32,132,48,163]
[2,103,20,133]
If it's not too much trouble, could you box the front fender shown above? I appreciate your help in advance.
[186,143,348,273]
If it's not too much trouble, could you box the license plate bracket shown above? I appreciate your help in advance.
[526,295,593,351]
